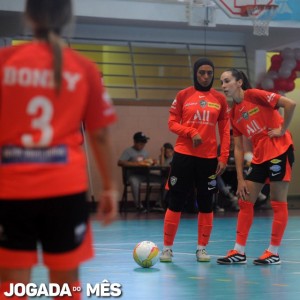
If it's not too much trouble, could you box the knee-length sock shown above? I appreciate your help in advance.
[235,200,254,247]
[197,212,213,247]
[163,209,181,247]
[269,201,288,253]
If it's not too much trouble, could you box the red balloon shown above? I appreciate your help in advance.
[295,60,300,71]
[289,71,297,81]
[269,61,281,71]
[274,79,288,91]
[271,54,283,64]
[270,54,283,71]
[285,80,295,92]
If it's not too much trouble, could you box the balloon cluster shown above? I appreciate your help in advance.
[259,48,300,94]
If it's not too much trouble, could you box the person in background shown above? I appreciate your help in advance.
[217,68,296,265]
[160,58,230,263]
[157,143,174,210]
[216,130,239,211]
[0,1,118,299]
[118,132,161,211]
[160,142,174,166]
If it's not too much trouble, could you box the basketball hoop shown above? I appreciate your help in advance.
[240,4,278,36]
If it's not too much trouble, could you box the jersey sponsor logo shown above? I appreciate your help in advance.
[270,164,281,172]
[266,93,276,103]
[245,166,252,176]
[208,102,220,110]
[271,172,281,177]
[246,120,262,137]
[208,179,217,190]
[1,145,67,164]
[74,223,87,244]
[248,107,259,116]
[208,174,217,191]
[3,67,81,92]
[184,102,198,107]
[171,99,177,109]
[199,100,207,107]
[270,159,282,164]
[170,176,177,186]
[193,110,210,122]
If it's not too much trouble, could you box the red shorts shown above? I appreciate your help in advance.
[0,192,94,270]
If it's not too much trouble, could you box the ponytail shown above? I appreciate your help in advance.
[228,68,252,90]
[25,0,72,93]
[48,32,63,93]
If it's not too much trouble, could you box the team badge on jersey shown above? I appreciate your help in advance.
[199,100,207,107]
[170,176,177,186]
[242,112,249,120]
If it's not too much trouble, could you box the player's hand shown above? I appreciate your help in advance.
[268,127,285,138]
[216,161,226,176]
[192,134,202,148]
[236,179,249,200]
[96,189,118,226]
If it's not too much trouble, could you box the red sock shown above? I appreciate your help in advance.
[236,200,254,246]
[0,282,27,300]
[197,212,213,246]
[163,209,181,246]
[270,201,288,246]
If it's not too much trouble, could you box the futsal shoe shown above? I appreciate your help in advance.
[253,250,281,265]
[159,248,173,262]
[217,249,247,264]
[196,249,211,262]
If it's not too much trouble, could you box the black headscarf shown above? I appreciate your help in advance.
[193,58,215,91]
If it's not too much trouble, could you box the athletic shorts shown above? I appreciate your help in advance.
[168,152,218,194]
[245,145,294,184]
[0,192,94,270]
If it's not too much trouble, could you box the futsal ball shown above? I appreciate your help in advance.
[133,241,160,268]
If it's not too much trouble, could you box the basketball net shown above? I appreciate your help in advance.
[242,5,278,36]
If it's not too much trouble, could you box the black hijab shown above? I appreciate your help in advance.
[193,58,214,91]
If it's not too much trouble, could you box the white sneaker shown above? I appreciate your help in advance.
[160,249,173,262]
[196,249,211,262]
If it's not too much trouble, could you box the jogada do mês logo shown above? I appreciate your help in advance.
[4,280,122,298]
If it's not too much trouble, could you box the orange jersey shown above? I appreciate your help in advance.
[230,89,293,164]
[169,86,230,163]
[0,42,117,199]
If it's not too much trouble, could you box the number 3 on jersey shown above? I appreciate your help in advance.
[21,96,54,147]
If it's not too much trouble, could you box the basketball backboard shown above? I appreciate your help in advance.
[217,0,274,18]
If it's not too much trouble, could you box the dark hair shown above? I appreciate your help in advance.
[25,0,73,92]
[163,143,174,151]
[226,68,252,90]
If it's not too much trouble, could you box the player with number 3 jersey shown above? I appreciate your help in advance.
[0,1,118,299]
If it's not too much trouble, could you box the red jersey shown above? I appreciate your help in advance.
[0,42,117,199]
[230,89,293,164]
[169,86,230,163]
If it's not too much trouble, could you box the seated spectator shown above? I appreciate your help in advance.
[156,143,174,210]
[159,143,174,166]
[118,132,161,211]
[217,130,239,211]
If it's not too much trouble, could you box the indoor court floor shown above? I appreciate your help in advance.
[31,209,300,300]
